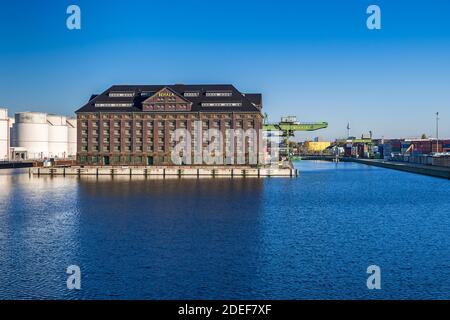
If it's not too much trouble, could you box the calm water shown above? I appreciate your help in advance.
[0,161,449,300]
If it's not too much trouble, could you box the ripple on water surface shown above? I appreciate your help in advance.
[0,163,449,299]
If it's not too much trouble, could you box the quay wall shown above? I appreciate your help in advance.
[351,159,450,179]
[32,166,296,178]
[299,156,450,179]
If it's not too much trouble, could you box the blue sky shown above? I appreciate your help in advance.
[0,0,449,140]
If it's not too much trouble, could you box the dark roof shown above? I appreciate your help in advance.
[243,93,262,107]
[76,84,262,113]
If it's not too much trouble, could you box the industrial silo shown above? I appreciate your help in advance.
[66,117,77,157]
[47,114,68,159]
[0,108,8,160]
[13,112,49,159]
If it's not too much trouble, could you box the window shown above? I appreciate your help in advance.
[205,91,232,97]
[109,92,135,97]
[184,92,199,97]
[201,102,242,107]
[95,103,133,107]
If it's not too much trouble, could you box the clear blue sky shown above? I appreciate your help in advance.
[0,0,449,140]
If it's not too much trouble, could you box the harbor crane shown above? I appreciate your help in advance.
[263,116,328,159]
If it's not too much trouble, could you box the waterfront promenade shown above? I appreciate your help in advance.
[352,158,450,179]
[301,156,450,179]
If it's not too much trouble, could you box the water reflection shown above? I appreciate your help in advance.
[1,163,450,299]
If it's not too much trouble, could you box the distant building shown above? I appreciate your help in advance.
[75,84,264,166]
[304,141,331,153]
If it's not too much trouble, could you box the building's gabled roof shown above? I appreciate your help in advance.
[75,84,262,113]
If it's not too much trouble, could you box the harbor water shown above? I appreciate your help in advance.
[0,161,449,299]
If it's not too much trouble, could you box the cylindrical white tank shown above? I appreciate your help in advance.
[8,116,15,161]
[13,112,49,159]
[0,108,8,160]
[66,117,77,157]
[47,114,68,159]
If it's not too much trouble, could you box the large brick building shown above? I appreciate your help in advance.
[75,84,264,166]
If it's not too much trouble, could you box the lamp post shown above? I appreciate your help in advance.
[436,112,440,153]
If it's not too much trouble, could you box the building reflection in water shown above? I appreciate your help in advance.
[72,175,266,298]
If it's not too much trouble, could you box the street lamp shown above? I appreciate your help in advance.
[436,112,440,153]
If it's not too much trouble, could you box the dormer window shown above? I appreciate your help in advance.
[201,102,242,107]
[205,91,232,97]
[184,92,200,97]
[108,92,135,97]
[95,103,133,107]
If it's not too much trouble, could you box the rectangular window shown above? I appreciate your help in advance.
[95,103,133,107]
[184,92,199,97]
[201,102,242,107]
[205,91,232,97]
[109,92,135,97]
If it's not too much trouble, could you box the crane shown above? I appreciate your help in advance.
[263,116,328,160]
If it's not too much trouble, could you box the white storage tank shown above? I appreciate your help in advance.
[66,117,77,157]
[13,112,49,159]
[47,114,68,159]
[0,108,8,160]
